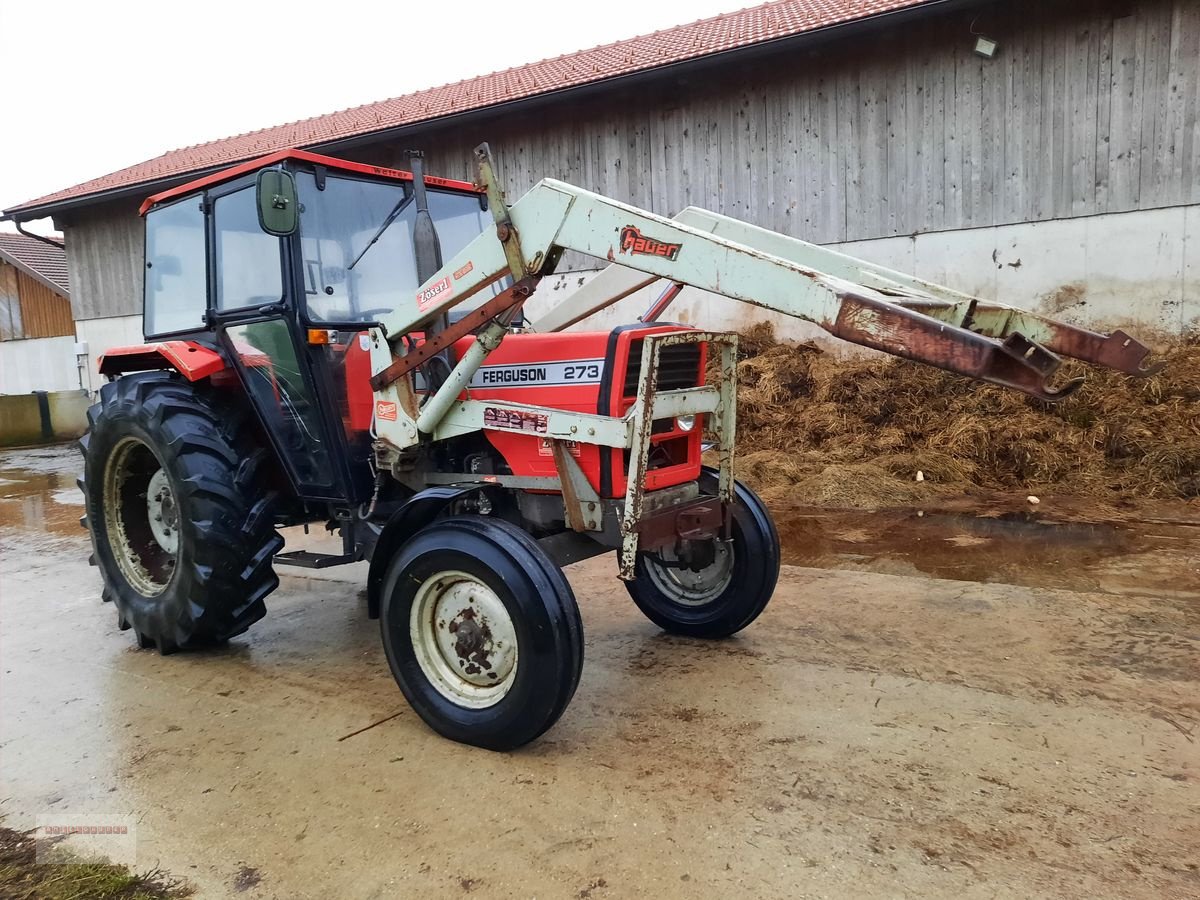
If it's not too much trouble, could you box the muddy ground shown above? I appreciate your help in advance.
[1,445,1197,898]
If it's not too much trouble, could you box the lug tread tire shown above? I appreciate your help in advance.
[80,372,283,651]
[380,515,583,751]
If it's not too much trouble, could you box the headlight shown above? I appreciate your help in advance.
[676,415,695,432]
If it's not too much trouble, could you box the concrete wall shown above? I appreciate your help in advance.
[0,335,81,394]
[73,314,144,395]
[0,315,145,399]
[836,205,1200,338]
[0,390,90,447]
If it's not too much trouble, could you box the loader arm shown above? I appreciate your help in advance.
[530,206,1164,381]
[369,143,1163,452]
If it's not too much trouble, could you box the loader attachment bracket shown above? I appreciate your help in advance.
[893,298,1166,379]
[618,330,737,579]
[1073,329,1165,377]
[829,291,1086,402]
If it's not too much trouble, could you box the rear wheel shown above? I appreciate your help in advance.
[81,372,283,653]
[625,475,779,638]
[380,516,583,751]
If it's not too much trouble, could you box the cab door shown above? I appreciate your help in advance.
[207,181,349,502]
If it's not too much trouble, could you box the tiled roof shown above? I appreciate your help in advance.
[0,233,69,295]
[4,0,934,216]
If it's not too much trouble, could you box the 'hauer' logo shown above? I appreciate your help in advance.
[619,226,682,261]
[416,276,453,311]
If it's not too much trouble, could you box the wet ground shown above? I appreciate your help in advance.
[774,502,1199,600]
[1,445,1197,898]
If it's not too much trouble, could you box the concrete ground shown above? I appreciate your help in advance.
[1,445,1197,898]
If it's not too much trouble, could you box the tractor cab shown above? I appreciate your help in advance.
[138,150,494,504]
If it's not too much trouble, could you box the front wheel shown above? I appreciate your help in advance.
[379,516,583,751]
[625,475,780,638]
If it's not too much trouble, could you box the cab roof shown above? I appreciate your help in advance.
[138,148,482,216]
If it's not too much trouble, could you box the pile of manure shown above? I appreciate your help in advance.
[721,323,1200,509]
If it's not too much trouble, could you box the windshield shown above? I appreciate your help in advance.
[297,172,495,324]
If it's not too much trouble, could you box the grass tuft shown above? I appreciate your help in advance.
[0,825,191,900]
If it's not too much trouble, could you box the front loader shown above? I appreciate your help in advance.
[80,143,1162,750]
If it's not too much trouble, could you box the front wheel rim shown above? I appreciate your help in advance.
[643,540,735,606]
[409,570,519,709]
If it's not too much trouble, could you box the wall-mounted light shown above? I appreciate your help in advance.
[973,35,999,59]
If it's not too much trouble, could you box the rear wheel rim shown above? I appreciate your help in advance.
[103,437,178,597]
[409,570,519,709]
[146,468,179,555]
[643,540,734,606]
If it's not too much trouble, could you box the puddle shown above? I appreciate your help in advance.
[0,465,85,537]
[775,505,1199,598]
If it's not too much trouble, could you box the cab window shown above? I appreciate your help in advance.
[143,198,206,336]
[297,173,416,324]
[296,172,499,325]
[427,190,492,258]
[213,187,284,310]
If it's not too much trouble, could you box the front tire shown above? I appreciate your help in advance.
[380,516,583,751]
[81,372,284,653]
[625,475,780,638]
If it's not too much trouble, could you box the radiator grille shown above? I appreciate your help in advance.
[622,340,702,397]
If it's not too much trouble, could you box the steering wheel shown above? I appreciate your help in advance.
[356,308,393,319]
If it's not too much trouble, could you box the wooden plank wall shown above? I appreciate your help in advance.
[61,202,145,320]
[376,0,1198,248]
[15,269,74,339]
[0,264,21,341]
[0,262,73,341]
[64,0,1198,317]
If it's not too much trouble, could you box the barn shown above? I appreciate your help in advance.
[2,0,1197,393]
[0,233,78,394]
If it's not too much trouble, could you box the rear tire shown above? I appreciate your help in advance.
[625,474,779,638]
[80,372,283,653]
[380,516,583,751]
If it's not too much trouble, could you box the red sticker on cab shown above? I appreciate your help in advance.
[375,401,398,421]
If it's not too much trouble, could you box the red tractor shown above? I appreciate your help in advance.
[81,144,1161,749]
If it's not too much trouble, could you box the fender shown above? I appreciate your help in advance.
[365,484,492,618]
[98,341,227,381]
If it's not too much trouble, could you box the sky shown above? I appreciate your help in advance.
[0,0,750,234]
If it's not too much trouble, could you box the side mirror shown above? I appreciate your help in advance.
[256,169,298,236]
